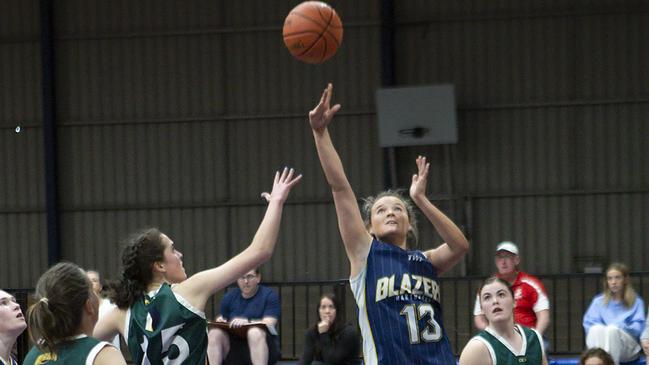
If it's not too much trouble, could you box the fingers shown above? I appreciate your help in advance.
[260,192,271,202]
[415,155,429,176]
[326,104,341,119]
[324,83,333,106]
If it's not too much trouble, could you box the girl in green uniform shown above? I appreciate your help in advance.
[23,262,126,365]
[459,277,548,365]
[93,168,301,364]
[0,289,26,365]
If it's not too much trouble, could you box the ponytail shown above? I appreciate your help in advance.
[27,262,92,354]
[109,228,165,309]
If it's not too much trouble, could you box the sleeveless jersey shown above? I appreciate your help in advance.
[472,325,543,365]
[23,335,111,365]
[125,283,207,365]
[350,239,455,365]
[0,354,18,365]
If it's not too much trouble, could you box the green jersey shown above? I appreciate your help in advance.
[472,325,543,365]
[23,335,110,365]
[125,283,207,365]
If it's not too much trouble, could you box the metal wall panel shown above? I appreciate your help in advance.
[0,213,47,288]
[390,0,649,276]
[472,196,574,274]
[56,36,226,123]
[61,207,231,283]
[58,122,228,207]
[229,204,349,282]
[3,0,647,292]
[54,0,224,34]
[576,12,649,99]
[0,0,40,127]
[0,0,39,38]
[577,104,649,189]
[0,128,45,210]
[0,43,41,128]
[395,7,575,104]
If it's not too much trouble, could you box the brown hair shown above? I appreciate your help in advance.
[361,190,419,247]
[579,347,614,365]
[310,293,349,358]
[603,262,637,308]
[478,276,514,303]
[27,262,93,354]
[108,227,165,309]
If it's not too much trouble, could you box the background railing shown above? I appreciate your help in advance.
[8,272,649,361]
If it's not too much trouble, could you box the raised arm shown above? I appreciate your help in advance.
[411,156,469,274]
[309,83,372,277]
[173,167,302,310]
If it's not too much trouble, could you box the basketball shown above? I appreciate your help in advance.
[283,1,343,64]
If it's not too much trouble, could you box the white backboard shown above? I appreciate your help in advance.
[375,84,457,147]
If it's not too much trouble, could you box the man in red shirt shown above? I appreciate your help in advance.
[473,242,551,339]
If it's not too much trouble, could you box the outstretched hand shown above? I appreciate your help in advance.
[260,167,302,203]
[308,83,341,132]
[409,156,430,200]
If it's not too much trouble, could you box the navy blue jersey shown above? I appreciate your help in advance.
[350,239,455,365]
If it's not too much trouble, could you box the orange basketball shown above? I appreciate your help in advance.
[283,1,343,64]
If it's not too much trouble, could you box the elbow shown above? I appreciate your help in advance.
[455,239,470,255]
[255,246,274,264]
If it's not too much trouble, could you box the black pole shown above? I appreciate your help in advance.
[380,0,396,189]
[40,0,61,265]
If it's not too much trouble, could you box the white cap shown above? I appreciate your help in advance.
[495,241,519,255]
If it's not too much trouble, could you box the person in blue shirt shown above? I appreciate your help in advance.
[642,311,649,364]
[208,268,281,365]
[583,263,645,365]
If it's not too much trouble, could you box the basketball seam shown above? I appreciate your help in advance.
[316,6,342,48]
[317,7,334,63]
[294,7,337,60]
[289,12,327,30]
[283,30,324,37]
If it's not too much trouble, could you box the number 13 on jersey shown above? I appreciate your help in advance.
[400,303,442,343]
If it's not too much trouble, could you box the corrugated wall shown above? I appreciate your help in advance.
[1,0,648,317]
[393,0,649,275]
[47,0,385,292]
[0,0,46,289]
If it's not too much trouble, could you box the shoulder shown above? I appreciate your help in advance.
[260,285,278,297]
[518,272,546,288]
[460,338,492,365]
[633,295,644,307]
[223,287,240,300]
[338,322,358,336]
[23,346,44,364]
[94,344,125,365]
[590,293,605,304]
[304,326,318,339]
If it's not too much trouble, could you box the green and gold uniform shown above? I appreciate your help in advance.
[125,283,207,364]
[23,335,111,364]
[471,325,544,365]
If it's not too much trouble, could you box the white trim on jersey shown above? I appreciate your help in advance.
[86,341,112,365]
[531,328,545,353]
[350,264,378,365]
[172,291,206,319]
[471,336,498,365]
[124,308,131,341]
[484,325,528,356]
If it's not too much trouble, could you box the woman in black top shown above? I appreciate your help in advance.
[300,293,360,365]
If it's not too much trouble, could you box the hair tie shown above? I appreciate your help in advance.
[39,297,49,305]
